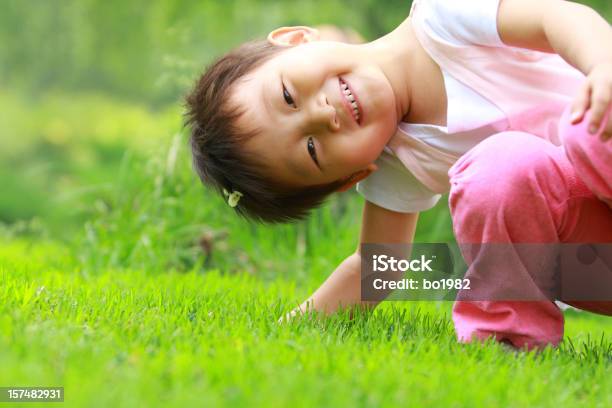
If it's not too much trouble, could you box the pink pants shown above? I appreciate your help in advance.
[448,108,612,350]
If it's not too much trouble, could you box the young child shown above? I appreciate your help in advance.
[184,0,612,350]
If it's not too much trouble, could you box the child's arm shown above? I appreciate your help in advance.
[497,0,612,138]
[281,201,419,321]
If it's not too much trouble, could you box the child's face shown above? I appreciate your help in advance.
[232,28,399,188]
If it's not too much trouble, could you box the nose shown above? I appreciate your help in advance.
[305,94,339,133]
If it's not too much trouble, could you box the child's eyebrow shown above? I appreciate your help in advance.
[260,79,275,123]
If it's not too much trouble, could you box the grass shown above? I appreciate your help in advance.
[1,239,611,408]
[1,90,611,407]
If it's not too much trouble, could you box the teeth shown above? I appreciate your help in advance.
[340,79,361,122]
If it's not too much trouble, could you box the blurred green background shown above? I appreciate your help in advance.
[1,0,610,282]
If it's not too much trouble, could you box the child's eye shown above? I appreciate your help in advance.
[283,84,296,108]
[307,137,319,167]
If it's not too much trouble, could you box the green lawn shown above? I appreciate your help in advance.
[2,238,611,408]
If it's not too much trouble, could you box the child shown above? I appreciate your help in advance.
[184,0,612,350]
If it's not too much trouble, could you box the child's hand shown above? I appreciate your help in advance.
[570,61,612,141]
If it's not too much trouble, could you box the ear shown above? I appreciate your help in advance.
[267,26,320,47]
[335,163,378,193]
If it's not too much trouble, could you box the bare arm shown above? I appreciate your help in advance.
[497,0,611,72]
[497,0,612,136]
[281,201,419,320]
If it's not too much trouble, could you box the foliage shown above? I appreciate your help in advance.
[2,0,607,106]
[0,91,179,229]
[0,0,411,106]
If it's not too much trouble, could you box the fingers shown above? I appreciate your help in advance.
[277,311,295,325]
[571,81,591,124]
[588,84,611,136]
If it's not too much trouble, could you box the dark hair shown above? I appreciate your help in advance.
[184,40,345,224]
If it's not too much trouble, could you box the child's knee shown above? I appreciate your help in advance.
[560,105,611,164]
[449,132,563,236]
[560,109,612,205]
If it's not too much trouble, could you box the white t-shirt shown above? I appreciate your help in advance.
[356,0,507,213]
